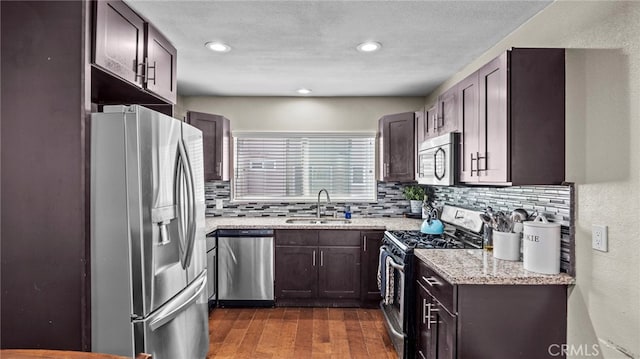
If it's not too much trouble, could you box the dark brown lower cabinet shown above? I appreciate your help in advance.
[318,246,360,299]
[275,230,362,306]
[416,281,456,359]
[360,231,384,306]
[415,260,568,358]
[274,246,317,299]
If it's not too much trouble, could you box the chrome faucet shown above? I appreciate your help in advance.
[316,189,331,218]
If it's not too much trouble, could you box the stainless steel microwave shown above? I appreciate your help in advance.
[417,132,458,186]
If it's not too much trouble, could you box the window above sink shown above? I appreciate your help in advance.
[232,132,376,202]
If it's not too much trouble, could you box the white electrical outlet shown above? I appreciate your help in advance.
[592,224,608,252]
[216,199,224,210]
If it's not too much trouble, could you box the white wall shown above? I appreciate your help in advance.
[177,96,425,132]
[426,1,640,357]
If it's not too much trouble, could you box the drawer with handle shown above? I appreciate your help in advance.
[416,260,456,314]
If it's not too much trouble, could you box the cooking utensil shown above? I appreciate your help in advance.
[479,213,493,226]
[510,208,529,223]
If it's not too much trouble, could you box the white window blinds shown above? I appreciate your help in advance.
[233,132,376,202]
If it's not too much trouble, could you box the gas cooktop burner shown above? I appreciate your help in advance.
[386,230,461,250]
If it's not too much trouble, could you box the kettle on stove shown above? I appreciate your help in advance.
[421,208,444,235]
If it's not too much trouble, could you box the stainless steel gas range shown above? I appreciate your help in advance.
[379,205,484,359]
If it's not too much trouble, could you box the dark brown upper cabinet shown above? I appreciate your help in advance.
[187,111,230,181]
[458,72,480,183]
[144,23,177,104]
[378,112,415,182]
[93,0,177,104]
[415,107,426,147]
[417,87,458,148]
[94,0,145,87]
[459,48,565,186]
[436,85,459,135]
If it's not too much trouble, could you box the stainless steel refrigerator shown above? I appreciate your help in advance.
[91,105,209,359]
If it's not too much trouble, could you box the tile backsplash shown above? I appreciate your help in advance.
[205,181,411,218]
[204,180,574,275]
[430,184,575,275]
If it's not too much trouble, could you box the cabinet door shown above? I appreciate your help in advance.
[94,0,145,87]
[458,72,479,183]
[424,104,437,140]
[145,23,177,103]
[380,112,415,182]
[438,85,459,134]
[318,246,361,299]
[186,112,230,181]
[434,303,457,359]
[478,52,509,183]
[360,231,384,303]
[275,246,317,299]
[416,282,436,359]
[416,107,427,145]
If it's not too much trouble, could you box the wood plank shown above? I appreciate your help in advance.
[312,308,331,355]
[213,309,255,358]
[275,308,299,358]
[254,307,286,357]
[293,308,314,358]
[235,309,269,358]
[328,308,350,357]
[344,308,368,358]
[358,309,393,359]
[208,308,239,356]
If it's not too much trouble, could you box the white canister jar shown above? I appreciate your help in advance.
[493,231,521,261]
[523,215,561,274]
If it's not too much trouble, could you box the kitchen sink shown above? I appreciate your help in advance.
[285,218,352,225]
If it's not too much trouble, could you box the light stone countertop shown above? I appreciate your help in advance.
[414,249,575,285]
[205,216,422,234]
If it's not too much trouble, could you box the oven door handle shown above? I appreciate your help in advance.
[380,246,406,323]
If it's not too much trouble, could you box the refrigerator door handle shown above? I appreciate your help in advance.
[176,139,197,269]
[148,271,207,331]
[181,139,197,269]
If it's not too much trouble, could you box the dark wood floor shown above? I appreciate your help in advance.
[207,307,398,359]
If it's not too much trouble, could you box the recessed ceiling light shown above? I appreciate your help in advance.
[356,41,382,53]
[296,88,312,95]
[205,41,231,53]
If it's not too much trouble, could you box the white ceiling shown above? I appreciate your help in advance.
[125,0,552,97]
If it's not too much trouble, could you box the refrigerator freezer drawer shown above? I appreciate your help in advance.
[134,271,209,359]
[218,236,274,300]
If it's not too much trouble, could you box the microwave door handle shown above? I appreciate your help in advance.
[434,147,446,181]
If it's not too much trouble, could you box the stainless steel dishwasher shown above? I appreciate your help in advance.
[216,229,274,306]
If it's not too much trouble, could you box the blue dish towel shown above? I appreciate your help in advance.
[377,249,395,304]
[377,249,389,298]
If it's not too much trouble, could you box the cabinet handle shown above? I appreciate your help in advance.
[470,152,477,176]
[146,59,157,85]
[422,298,427,324]
[320,251,324,267]
[427,303,439,329]
[422,276,442,287]
[477,151,487,172]
[363,236,367,251]
[217,162,222,176]
[312,250,316,266]
[135,62,145,83]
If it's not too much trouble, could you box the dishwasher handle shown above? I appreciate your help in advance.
[216,229,274,237]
